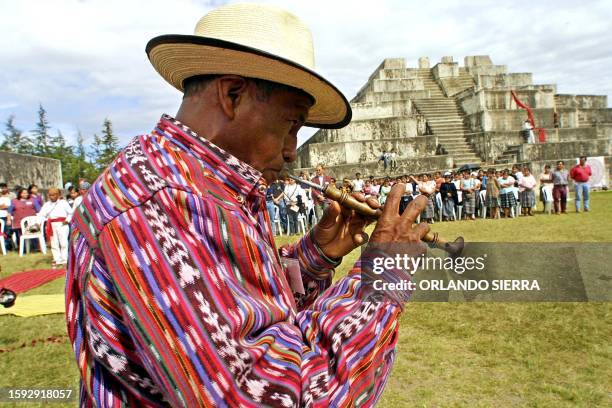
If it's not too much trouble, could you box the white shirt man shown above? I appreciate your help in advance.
[38,188,73,267]
[351,174,364,193]
[522,120,535,144]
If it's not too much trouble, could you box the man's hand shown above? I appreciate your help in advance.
[313,192,380,259]
[369,183,429,244]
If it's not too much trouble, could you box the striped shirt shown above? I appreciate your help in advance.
[66,114,402,407]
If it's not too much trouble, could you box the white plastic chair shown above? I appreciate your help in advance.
[19,216,46,256]
[0,219,6,255]
[435,193,443,222]
[479,190,487,218]
[273,207,283,236]
[297,213,307,235]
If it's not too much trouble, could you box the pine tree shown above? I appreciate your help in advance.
[1,115,32,153]
[75,131,98,183]
[32,104,52,155]
[96,118,119,170]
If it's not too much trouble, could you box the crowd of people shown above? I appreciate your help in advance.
[0,180,90,267]
[266,157,593,236]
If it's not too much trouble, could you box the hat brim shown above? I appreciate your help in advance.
[146,35,352,129]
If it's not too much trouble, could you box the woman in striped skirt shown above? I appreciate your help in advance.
[412,174,436,223]
[498,169,517,218]
[440,172,458,220]
[519,166,537,216]
[461,172,477,220]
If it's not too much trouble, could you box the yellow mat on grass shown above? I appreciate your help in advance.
[0,294,65,317]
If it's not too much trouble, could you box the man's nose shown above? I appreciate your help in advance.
[283,135,297,163]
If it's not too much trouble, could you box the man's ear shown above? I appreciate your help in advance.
[216,75,249,120]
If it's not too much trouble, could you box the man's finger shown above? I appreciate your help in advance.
[412,221,431,240]
[317,201,341,229]
[365,197,381,209]
[351,192,366,202]
[380,183,405,219]
[401,195,428,223]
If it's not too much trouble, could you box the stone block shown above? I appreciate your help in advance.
[441,56,454,63]
[555,95,608,109]
[464,55,493,67]
[432,62,459,79]
[418,57,430,69]
[0,152,62,189]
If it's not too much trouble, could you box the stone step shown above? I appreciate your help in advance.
[427,119,465,123]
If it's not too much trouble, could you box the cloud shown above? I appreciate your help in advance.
[0,0,610,147]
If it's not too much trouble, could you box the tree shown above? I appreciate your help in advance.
[1,115,33,154]
[32,104,52,155]
[95,118,119,171]
[75,131,98,184]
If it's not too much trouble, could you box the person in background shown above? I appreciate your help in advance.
[439,172,458,221]
[519,167,537,216]
[539,164,554,214]
[0,183,13,250]
[9,187,39,248]
[299,172,314,227]
[363,179,373,198]
[72,181,91,209]
[498,169,517,218]
[399,179,414,215]
[265,184,279,236]
[271,178,287,234]
[370,178,381,199]
[485,168,501,219]
[461,172,477,220]
[38,188,73,268]
[389,148,398,171]
[28,184,43,209]
[569,156,592,212]
[522,119,535,144]
[378,178,392,205]
[283,176,306,235]
[351,172,364,193]
[66,186,80,208]
[341,178,353,194]
[433,171,444,192]
[378,150,389,170]
[552,161,569,214]
[452,172,463,214]
[311,164,331,221]
[412,173,436,223]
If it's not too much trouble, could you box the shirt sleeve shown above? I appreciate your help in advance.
[98,188,402,407]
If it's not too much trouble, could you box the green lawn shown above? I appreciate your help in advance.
[1,191,611,407]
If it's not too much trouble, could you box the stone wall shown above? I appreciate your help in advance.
[293,155,453,181]
[458,89,554,115]
[356,90,430,104]
[297,136,437,168]
[351,100,414,121]
[305,117,420,145]
[0,152,62,189]
[521,139,612,162]
[475,73,533,89]
[464,109,555,133]
[467,127,605,163]
[555,95,608,109]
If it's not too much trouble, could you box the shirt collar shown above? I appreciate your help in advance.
[154,114,265,197]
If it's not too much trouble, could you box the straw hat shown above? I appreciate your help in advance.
[146,3,351,129]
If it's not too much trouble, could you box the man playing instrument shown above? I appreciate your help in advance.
[66,4,429,407]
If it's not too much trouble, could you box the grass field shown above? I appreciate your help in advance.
[1,191,611,407]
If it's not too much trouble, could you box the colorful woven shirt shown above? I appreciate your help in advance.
[66,114,402,407]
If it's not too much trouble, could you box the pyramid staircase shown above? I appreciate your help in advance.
[412,68,482,167]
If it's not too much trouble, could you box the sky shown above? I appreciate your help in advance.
[1,0,611,148]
